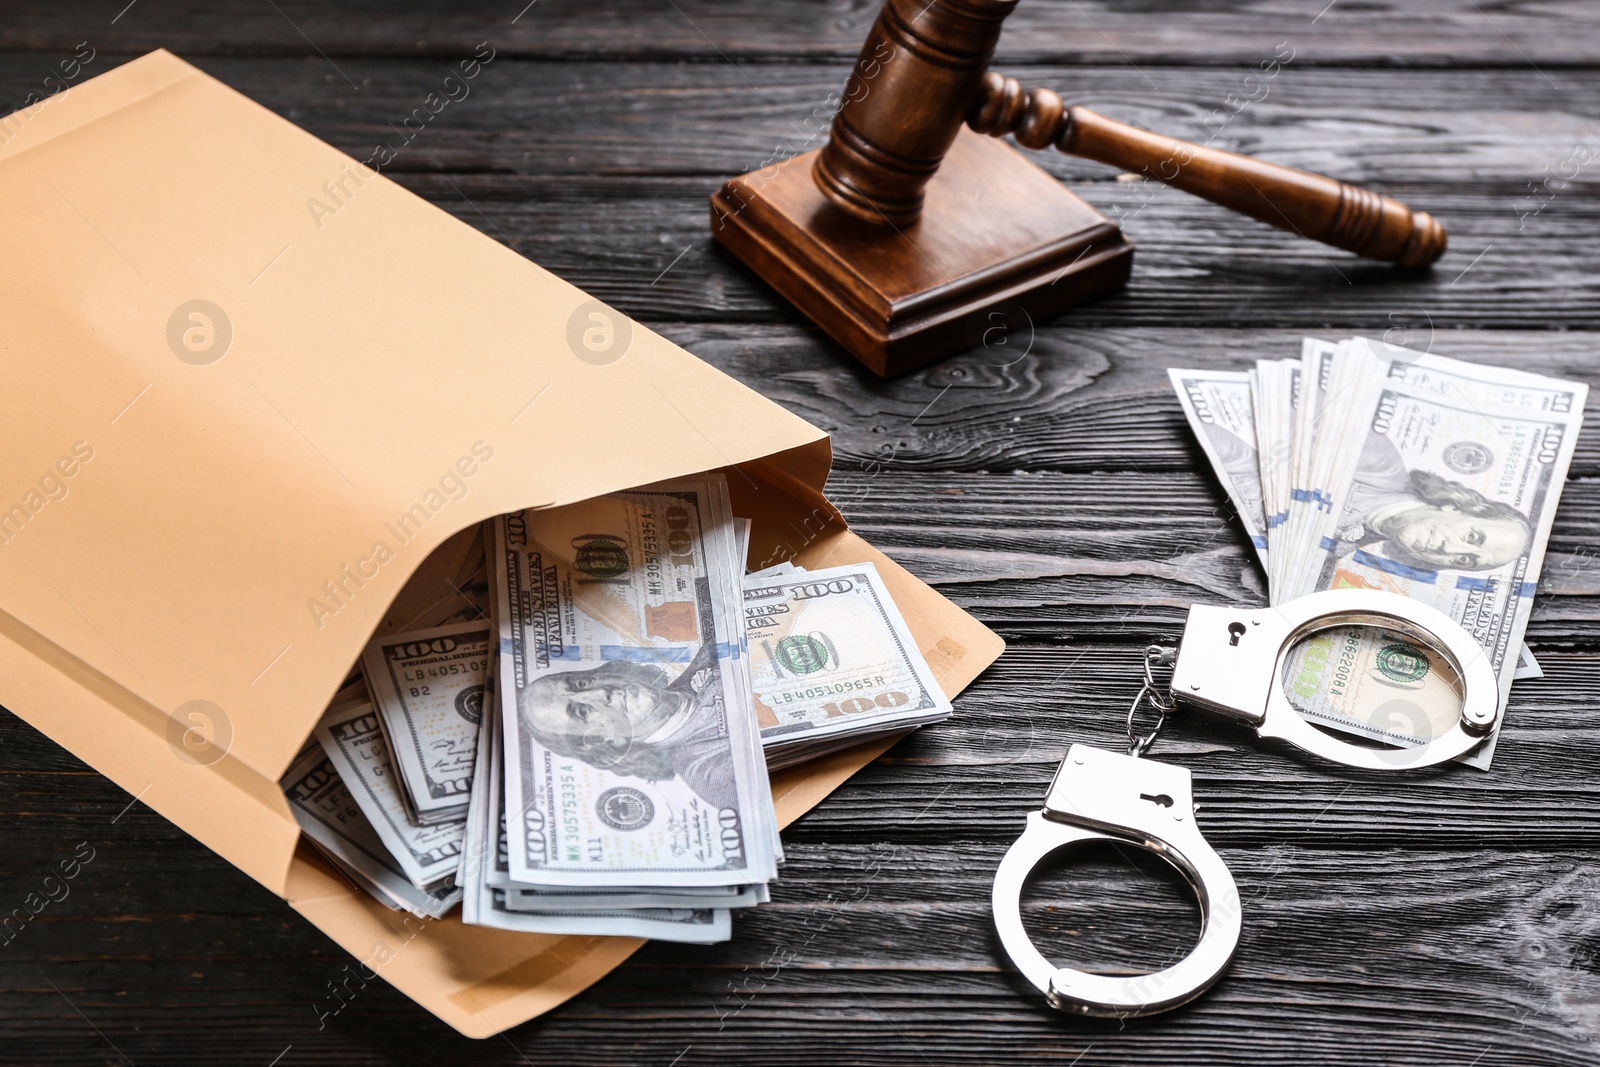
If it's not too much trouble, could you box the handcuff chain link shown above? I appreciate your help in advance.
[1126,645,1179,757]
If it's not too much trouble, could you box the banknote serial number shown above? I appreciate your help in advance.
[560,766,583,863]
[1287,630,1361,701]
[400,658,488,694]
[769,676,893,702]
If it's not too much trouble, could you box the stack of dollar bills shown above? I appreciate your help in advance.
[1171,337,1586,768]
[281,474,952,940]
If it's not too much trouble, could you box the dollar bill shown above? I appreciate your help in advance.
[1258,358,1300,597]
[361,620,489,824]
[471,892,730,941]
[282,744,461,919]
[1305,335,1578,684]
[315,702,464,890]
[458,666,736,939]
[1354,335,1586,415]
[1168,369,1267,566]
[1274,364,1585,767]
[746,561,797,583]
[491,477,778,888]
[745,561,950,768]
[1276,342,1388,601]
[293,478,946,927]
[501,883,762,912]
[1172,356,1545,688]
[460,675,761,908]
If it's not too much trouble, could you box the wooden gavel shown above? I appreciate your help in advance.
[813,0,1446,268]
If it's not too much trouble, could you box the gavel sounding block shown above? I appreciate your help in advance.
[712,128,1132,377]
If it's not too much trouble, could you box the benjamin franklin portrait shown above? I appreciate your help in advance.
[1332,434,1531,572]
[518,642,737,810]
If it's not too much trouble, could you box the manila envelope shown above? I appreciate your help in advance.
[0,50,1003,1037]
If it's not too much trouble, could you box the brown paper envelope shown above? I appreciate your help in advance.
[0,50,1004,1037]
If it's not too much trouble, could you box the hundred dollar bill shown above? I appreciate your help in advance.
[315,702,464,889]
[1309,337,1575,678]
[1287,373,1585,767]
[1172,353,1543,684]
[1351,335,1587,415]
[746,561,797,582]
[1168,368,1267,565]
[459,668,737,938]
[745,562,951,767]
[1258,358,1300,597]
[469,886,730,941]
[282,744,461,919]
[492,477,777,888]
[503,882,762,912]
[460,680,761,914]
[361,620,489,823]
[1283,343,1391,601]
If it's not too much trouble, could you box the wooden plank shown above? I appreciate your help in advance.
[43,56,1591,185]
[814,469,1600,640]
[656,326,1600,475]
[374,177,1599,328]
[0,826,1591,1064]
[3,0,1600,66]
[8,58,1596,329]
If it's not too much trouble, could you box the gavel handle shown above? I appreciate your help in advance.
[969,73,1446,268]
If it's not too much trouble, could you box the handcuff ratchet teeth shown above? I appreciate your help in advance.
[993,588,1502,1018]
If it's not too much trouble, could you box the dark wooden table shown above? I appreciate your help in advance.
[4,2,1599,1064]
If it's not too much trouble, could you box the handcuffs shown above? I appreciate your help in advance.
[992,588,1500,1018]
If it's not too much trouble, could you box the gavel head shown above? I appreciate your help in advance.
[813,0,1018,227]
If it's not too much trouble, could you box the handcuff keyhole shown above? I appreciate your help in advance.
[1140,792,1174,808]
[1227,621,1247,646]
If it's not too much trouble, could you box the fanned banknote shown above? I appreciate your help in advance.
[315,702,464,889]
[1173,352,1546,686]
[1169,369,1267,564]
[282,744,461,919]
[361,620,489,824]
[1172,339,1584,768]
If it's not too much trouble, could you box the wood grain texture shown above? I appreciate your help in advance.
[1,2,1599,1064]
[4,0,1600,65]
[367,176,1597,328]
